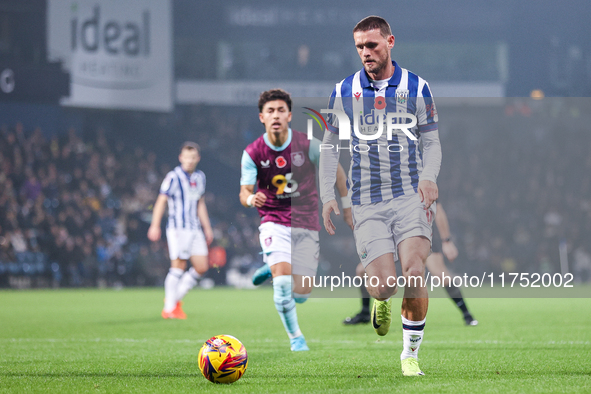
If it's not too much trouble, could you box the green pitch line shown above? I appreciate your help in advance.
[0,288,590,393]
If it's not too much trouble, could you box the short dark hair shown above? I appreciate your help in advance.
[180,141,200,154]
[353,16,392,38]
[258,89,292,112]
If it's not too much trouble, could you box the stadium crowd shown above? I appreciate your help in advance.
[1,98,590,288]
[437,99,591,281]
[0,122,261,288]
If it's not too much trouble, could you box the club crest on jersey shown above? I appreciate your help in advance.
[291,151,305,167]
[354,92,361,101]
[260,160,270,168]
[265,237,272,247]
[190,181,196,187]
[396,89,409,104]
[275,156,287,168]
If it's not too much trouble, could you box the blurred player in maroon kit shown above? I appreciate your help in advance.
[239,89,349,351]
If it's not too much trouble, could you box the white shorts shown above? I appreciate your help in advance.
[258,222,319,277]
[166,228,208,261]
[352,193,435,268]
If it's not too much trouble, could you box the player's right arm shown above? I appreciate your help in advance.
[239,150,266,208]
[320,87,344,235]
[239,185,266,208]
[148,194,167,242]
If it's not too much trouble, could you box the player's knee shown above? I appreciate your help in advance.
[404,265,424,281]
[374,285,395,300]
[171,260,187,271]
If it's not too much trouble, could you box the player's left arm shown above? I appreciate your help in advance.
[197,197,214,245]
[319,88,346,235]
[309,136,352,232]
[434,204,458,262]
[416,80,441,209]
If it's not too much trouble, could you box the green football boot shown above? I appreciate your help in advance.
[370,298,392,336]
[401,357,425,376]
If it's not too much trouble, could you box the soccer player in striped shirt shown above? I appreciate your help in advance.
[320,16,442,376]
[148,142,213,319]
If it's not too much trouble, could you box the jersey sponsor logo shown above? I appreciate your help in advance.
[260,159,270,168]
[396,89,409,104]
[272,173,299,197]
[275,156,287,168]
[291,151,305,167]
[319,107,418,142]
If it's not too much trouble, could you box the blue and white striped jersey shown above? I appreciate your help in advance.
[159,166,206,230]
[326,60,439,205]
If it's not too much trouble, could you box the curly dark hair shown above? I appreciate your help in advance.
[258,89,292,112]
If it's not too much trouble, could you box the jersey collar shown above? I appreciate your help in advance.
[360,60,401,89]
[175,166,193,179]
[263,128,292,151]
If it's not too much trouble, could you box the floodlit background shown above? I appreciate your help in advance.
[0,0,590,289]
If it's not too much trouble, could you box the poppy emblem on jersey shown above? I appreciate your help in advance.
[291,152,305,167]
[396,89,409,105]
[265,237,272,247]
[260,160,270,168]
[275,156,287,168]
[190,181,196,187]
[374,97,386,110]
[354,92,361,101]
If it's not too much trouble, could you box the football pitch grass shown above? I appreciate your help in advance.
[1,288,590,393]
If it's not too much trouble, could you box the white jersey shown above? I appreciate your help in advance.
[323,60,440,206]
[159,166,206,230]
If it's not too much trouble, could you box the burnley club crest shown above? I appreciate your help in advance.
[291,151,305,167]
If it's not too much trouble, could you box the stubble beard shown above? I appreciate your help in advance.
[364,57,387,77]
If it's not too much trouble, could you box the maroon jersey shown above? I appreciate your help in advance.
[243,130,320,231]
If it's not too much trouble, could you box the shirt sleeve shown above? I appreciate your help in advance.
[326,87,341,135]
[319,130,341,204]
[415,80,441,183]
[199,171,206,197]
[307,137,321,167]
[159,172,175,195]
[419,130,442,183]
[416,80,439,133]
[240,150,258,186]
[319,87,343,203]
